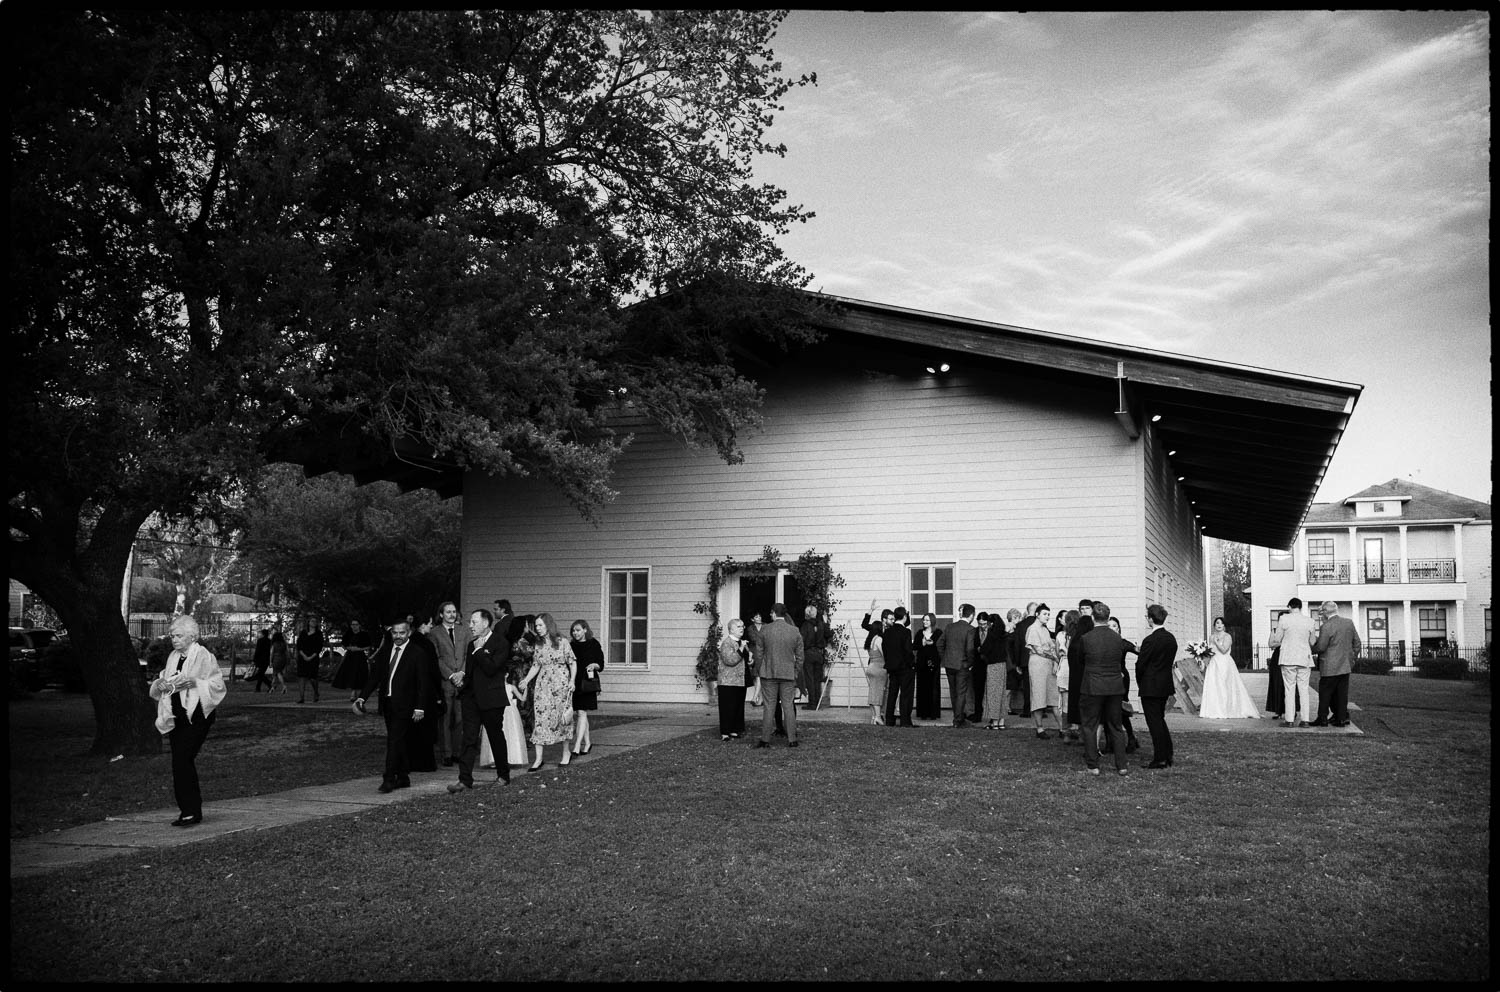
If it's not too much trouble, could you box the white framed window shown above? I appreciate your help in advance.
[604,567,650,666]
[906,563,956,622]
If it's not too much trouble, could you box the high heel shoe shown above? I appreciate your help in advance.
[528,759,544,771]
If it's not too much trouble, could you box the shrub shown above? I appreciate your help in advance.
[1353,654,1394,676]
[1415,656,1468,680]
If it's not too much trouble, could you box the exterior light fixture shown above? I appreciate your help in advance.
[940,363,950,372]
[1177,475,1185,482]
[1151,414,1162,422]
[1168,449,1177,457]
[925,366,936,374]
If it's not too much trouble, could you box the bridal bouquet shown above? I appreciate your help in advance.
[1183,639,1214,673]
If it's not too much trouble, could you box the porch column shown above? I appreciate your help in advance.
[1453,600,1465,649]
[1347,525,1359,583]
[1398,524,1409,582]
[1453,523,1464,580]
[1401,601,1413,663]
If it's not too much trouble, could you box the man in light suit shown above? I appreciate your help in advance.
[1269,597,1317,727]
[1135,604,1178,769]
[428,601,472,766]
[1312,600,1361,727]
[940,604,978,727]
[355,619,434,793]
[448,609,511,791]
[753,603,805,748]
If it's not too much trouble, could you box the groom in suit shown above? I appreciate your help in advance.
[1270,597,1318,727]
[355,619,434,793]
[940,604,978,727]
[1135,604,1178,768]
[449,609,512,791]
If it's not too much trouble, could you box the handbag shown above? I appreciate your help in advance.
[579,673,602,693]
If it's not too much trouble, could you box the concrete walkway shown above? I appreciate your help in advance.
[9,683,1358,880]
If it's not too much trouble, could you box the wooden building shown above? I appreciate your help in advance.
[440,294,1363,707]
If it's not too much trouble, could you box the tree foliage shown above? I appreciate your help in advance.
[9,10,819,752]
[237,465,462,625]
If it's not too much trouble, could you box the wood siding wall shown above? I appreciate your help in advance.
[462,359,1201,704]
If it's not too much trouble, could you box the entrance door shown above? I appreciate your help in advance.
[1363,538,1385,584]
[1366,607,1389,663]
[733,571,804,627]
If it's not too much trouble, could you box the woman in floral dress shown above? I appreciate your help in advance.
[521,613,575,770]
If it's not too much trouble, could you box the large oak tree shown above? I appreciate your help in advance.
[9,10,820,753]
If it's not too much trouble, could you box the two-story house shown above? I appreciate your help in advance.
[1250,479,1492,665]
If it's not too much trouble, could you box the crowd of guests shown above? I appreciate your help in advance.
[706,596,1181,774]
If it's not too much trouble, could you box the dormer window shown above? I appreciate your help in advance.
[1373,501,1385,513]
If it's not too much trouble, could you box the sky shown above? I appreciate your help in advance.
[751,10,1491,510]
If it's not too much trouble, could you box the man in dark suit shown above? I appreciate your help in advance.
[448,609,511,791]
[940,604,978,727]
[799,605,832,710]
[1134,603,1178,769]
[1075,600,1130,776]
[882,607,916,727]
[428,601,472,766]
[493,599,529,648]
[1066,599,1096,739]
[355,619,435,793]
[1312,600,1361,727]
[753,603,805,748]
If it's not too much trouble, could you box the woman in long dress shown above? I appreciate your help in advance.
[861,599,889,725]
[913,613,943,720]
[331,619,372,703]
[1026,605,1064,738]
[522,613,575,770]
[1198,617,1261,719]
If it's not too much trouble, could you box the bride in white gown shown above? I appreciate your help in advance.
[1198,618,1261,719]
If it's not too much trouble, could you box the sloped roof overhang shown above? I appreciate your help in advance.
[807,294,1362,550]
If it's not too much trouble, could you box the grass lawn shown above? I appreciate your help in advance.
[8,675,1490,981]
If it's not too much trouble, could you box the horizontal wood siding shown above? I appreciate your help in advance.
[463,361,1152,704]
[1142,421,1207,640]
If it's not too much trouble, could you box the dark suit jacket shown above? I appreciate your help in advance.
[361,638,436,718]
[882,623,914,673]
[1134,627,1178,698]
[460,631,511,709]
[1076,625,1127,696]
[1011,615,1038,668]
[940,619,977,670]
[976,626,1007,667]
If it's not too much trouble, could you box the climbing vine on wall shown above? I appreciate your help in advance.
[692,546,847,687]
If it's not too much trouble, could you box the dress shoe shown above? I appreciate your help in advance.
[1296,721,1309,728]
[1147,760,1170,769]
[377,782,396,793]
[1310,719,1329,727]
[395,778,411,789]
[1125,741,1140,754]
[1281,721,1295,728]
[753,741,770,749]
[447,780,474,793]
[1117,768,1130,777]
[170,814,202,827]
[788,741,800,748]
[1331,720,1350,728]
[497,776,511,785]
[1087,767,1100,776]
[901,721,915,728]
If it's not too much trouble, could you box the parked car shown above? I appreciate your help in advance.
[10,627,61,692]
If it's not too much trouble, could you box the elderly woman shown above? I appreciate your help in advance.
[717,618,752,740]
[1025,604,1064,739]
[149,616,227,827]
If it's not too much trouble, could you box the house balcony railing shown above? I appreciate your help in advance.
[1303,558,1458,584]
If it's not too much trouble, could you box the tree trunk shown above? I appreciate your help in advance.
[17,516,161,756]
[71,590,161,756]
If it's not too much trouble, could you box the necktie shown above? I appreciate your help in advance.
[448,627,455,648]
[389,645,403,694]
